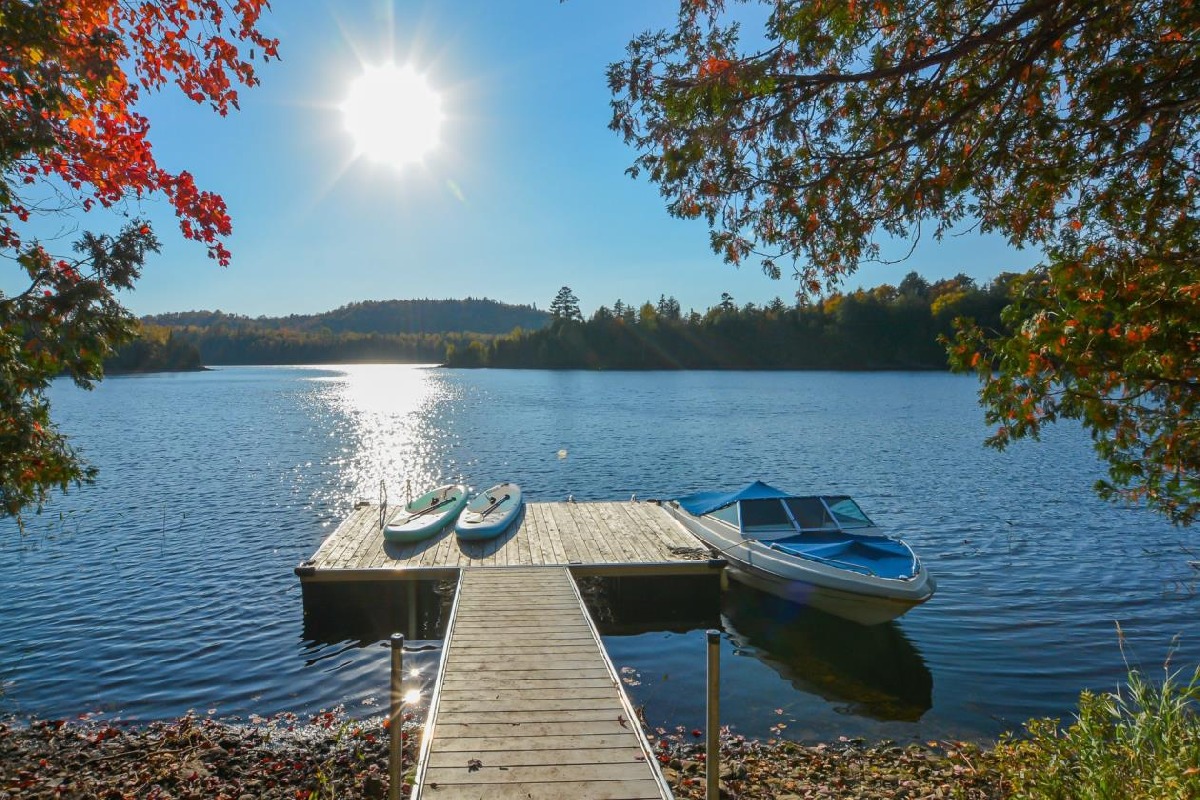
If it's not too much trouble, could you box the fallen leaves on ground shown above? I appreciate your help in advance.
[0,708,421,799]
[652,727,1007,799]
[0,709,1012,800]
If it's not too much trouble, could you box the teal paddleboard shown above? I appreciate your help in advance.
[455,483,522,541]
[383,483,467,543]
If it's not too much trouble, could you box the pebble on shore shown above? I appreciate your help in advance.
[1,712,1007,799]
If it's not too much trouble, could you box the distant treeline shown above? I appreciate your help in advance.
[104,325,204,373]
[144,298,549,337]
[163,327,485,365]
[120,276,1016,371]
[444,272,1016,370]
[140,298,547,365]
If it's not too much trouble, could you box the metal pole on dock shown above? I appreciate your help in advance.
[389,633,404,800]
[706,628,720,800]
[379,479,388,530]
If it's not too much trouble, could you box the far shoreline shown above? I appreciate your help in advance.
[103,365,212,376]
[143,360,962,373]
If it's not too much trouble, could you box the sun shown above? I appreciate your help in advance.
[342,63,443,169]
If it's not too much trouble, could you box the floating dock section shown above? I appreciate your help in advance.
[296,500,721,580]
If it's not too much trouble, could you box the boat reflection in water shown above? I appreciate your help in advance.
[589,575,932,732]
[721,581,932,722]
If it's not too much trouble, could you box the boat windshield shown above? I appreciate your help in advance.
[822,496,874,528]
[738,499,792,533]
[783,496,875,530]
[702,492,876,535]
[784,497,832,528]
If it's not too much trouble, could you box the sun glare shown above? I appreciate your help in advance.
[342,63,443,169]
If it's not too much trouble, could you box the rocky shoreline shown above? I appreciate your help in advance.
[1,711,1007,799]
[650,726,1005,799]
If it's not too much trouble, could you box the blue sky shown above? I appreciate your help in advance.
[29,1,1040,318]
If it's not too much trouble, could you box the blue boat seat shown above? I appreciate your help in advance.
[772,535,914,579]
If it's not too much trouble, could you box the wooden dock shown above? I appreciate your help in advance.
[295,501,720,581]
[413,567,671,799]
[296,501,723,799]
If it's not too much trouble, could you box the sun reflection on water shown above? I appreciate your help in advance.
[310,364,462,502]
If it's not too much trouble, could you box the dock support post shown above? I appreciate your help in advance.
[389,633,404,800]
[406,582,417,637]
[706,628,720,800]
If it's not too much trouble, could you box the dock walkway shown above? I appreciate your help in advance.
[414,566,671,800]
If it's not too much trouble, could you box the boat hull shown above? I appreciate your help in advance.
[383,484,468,543]
[456,483,523,541]
[725,563,930,626]
[665,502,935,626]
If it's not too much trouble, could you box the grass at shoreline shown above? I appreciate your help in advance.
[989,662,1200,800]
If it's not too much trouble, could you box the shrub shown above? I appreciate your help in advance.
[993,645,1200,799]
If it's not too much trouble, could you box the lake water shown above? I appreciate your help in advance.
[1,366,1196,743]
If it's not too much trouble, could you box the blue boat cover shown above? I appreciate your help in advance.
[676,480,792,516]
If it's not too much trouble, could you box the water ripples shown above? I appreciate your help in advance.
[0,366,1196,742]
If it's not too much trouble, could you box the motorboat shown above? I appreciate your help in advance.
[663,481,935,625]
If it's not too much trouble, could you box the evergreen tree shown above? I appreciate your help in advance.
[549,286,582,322]
[656,294,682,320]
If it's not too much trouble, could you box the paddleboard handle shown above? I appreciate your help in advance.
[407,495,456,519]
[477,493,513,519]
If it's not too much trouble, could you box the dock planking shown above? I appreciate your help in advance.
[295,501,717,581]
[413,567,671,800]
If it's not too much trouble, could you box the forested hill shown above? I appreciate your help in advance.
[137,298,547,366]
[144,298,550,336]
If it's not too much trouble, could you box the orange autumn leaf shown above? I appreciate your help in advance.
[699,57,732,79]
